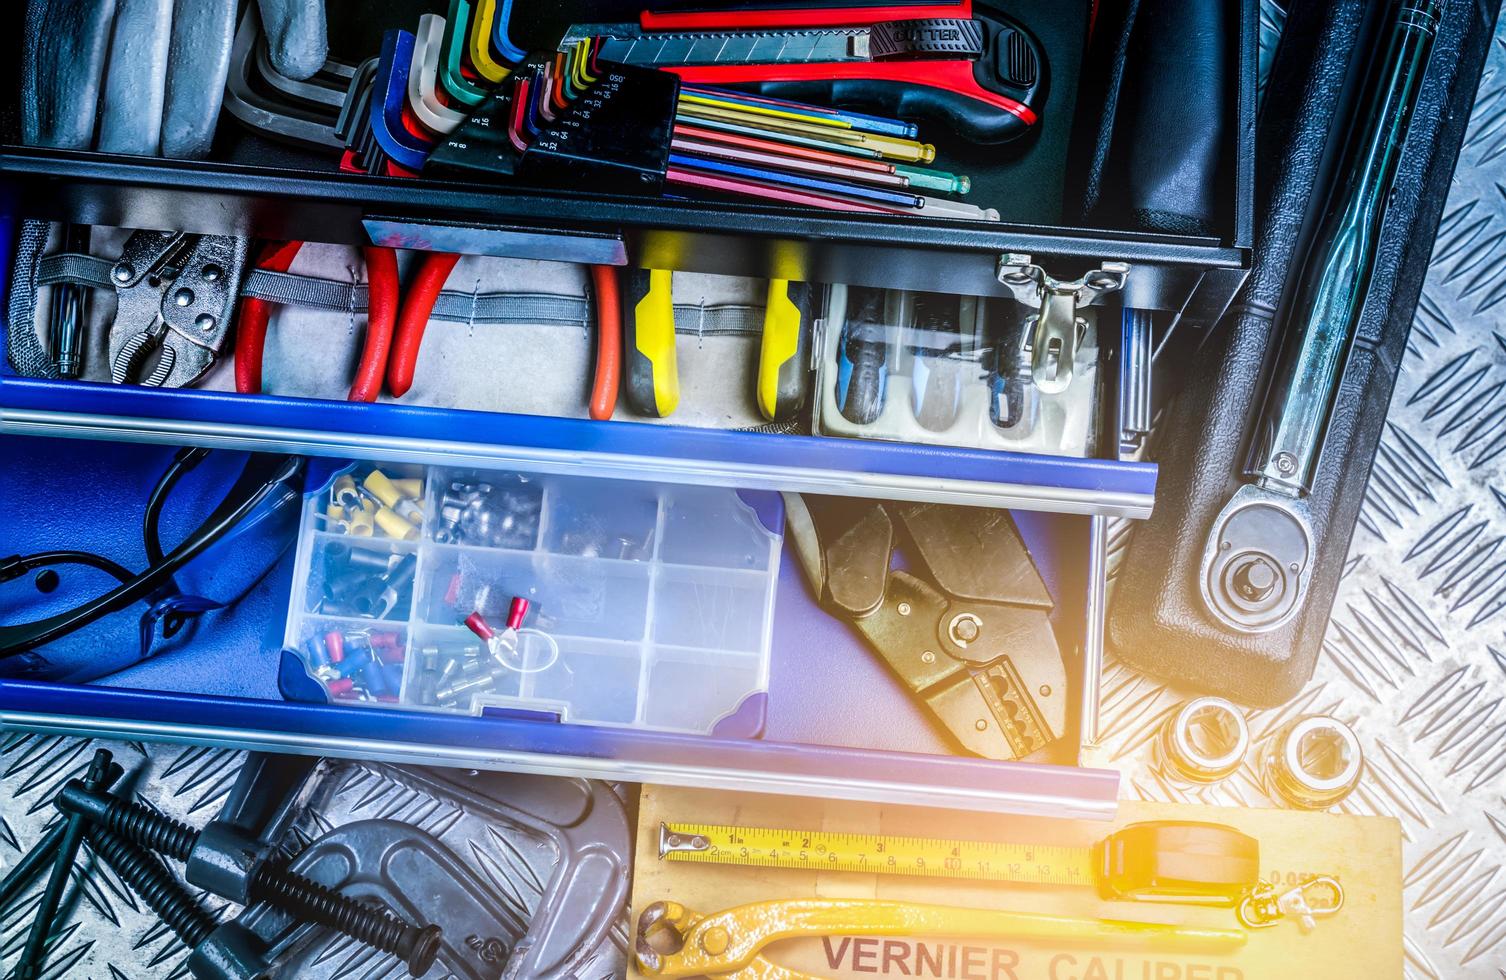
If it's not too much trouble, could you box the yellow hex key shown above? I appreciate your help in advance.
[679,92,854,132]
[674,103,935,163]
[572,39,596,89]
[467,0,511,83]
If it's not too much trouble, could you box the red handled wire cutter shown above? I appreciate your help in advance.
[234,241,460,402]
[234,242,622,416]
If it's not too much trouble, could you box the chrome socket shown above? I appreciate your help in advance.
[1264,715,1363,810]
[1157,696,1250,784]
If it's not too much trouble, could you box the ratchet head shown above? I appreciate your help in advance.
[1199,484,1314,633]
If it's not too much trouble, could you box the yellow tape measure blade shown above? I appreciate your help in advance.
[660,822,1097,888]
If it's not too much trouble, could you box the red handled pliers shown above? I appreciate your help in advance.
[234,243,621,415]
[233,242,458,401]
[384,259,620,412]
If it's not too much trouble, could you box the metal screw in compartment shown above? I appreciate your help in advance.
[196,313,217,333]
[435,656,466,695]
[417,646,442,704]
[55,785,443,976]
[173,287,195,307]
[113,262,135,283]
[440,475,542,548]
[436,664,509,706]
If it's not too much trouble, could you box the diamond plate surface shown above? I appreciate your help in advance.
[1097,12,1506,979]
[0,735,627,979]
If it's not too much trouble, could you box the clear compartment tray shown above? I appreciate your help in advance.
[282,462,782,735]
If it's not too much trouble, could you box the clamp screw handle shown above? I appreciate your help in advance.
[57,785,443,975]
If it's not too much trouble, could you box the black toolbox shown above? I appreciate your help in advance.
[0,0,1256,517]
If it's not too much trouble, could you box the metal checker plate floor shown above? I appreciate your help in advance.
[0,739,627,979]
[1097,10,1506,979]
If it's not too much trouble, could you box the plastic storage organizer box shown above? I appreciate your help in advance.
[281,462,783,736]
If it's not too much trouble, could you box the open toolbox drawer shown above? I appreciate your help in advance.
[0,219,1160,517]
[0,436,1118,818]
[0,0,1253,519]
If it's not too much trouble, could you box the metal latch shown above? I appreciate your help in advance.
[996,254,1129,394]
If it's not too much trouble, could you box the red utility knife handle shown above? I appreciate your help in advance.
[642,2,971,30]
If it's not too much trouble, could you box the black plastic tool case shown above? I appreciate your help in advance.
[1109,0,1504,701]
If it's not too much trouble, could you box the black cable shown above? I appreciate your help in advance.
[0,454,304,658]
[0,551,135,586]
[143,447,211,569]
[1,449,212,595]
[3,450,212,641]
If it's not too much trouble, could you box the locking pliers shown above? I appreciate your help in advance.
[786,496,1066,760]
[108,231,243,387]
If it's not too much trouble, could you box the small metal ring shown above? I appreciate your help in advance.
[1158,697,1249,783]
[504,628,560,674]
[1266,716,1363,809]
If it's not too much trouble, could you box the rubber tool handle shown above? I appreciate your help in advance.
[387,251,462,398]
[234,240,305,394]
[589,264,622,420]
[623,268,679,417]
[661,9,1041,145]
[757,279,812,422]
[836,287,890,425]
[349,246,399,402]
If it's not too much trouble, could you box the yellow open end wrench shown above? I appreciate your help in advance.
[634,898,1248,980]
